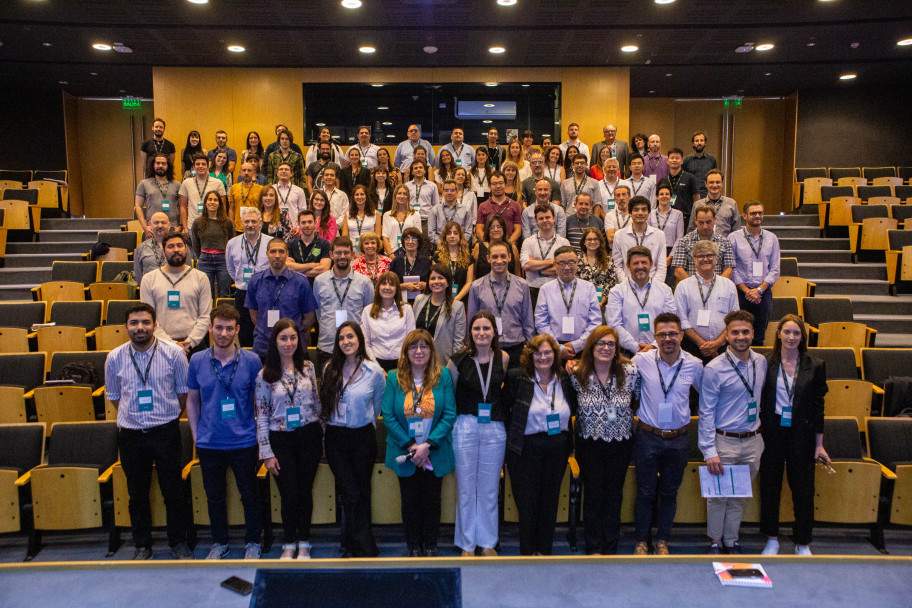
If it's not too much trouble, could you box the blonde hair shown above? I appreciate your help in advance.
[435,221,473,268]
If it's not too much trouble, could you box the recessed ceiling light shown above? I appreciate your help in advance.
[485,82,498,87]
[58,81,68,85]
[521,84,530,87]
[315,123,326,127]
[42,42,52,47]
[483,104,495,107]
[341,0,362,8]
[489,46,505,54]
[359,46,375,54]
[377,106,389,110]
[423,46,438,54]
[665,73,672,77]
[497,0,517,5]
[621,45,638,52]
[898,38,912,46]
[850,42,860,48]
[187,0,209,4]
[386,135,396,138]
[483,120,492,124]
[382,122,392,125]
[655,0,676,4]
[227,45,245,52]
[541,134,551,138]
[755,43,774,51]
[90,72,98,76]
[372,83,384,87]
[649,90,655,94]
[764,72,772,76]
[806,42,815,47]
[840,73,857,80]
[93,43,112,51]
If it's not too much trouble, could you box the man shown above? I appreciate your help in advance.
[595,158,623,220]
[134,212,171,286]
[534,246,601,361]
[207,130,237,175]
[394,124,435,174]
[643,134,669,182]
[603,183,632,245]
[699,310,766,554]
[139,118,176,172]
[321,166,350,222]
[729,201,780,345]
[670,205,736,282]
[467,240,534,369]
[560,154,601,213]
[605,246,677,354]
[104,302,192,560]
[683,131,718,199]
[664,147,701,229]
[558,122,590,160]
[264,124,303,158]
[305,141,343,193]
[476,171,522,244]
[687,169,740,236]
[405,160,439,233]
[228,161,263,232]
[140,234,212,354]
[179,153,227,240]
[612,196,667,282]
[631,313,703,555]
[590,124,630,177]
[186,305,264,560]
[520,205,571,305]
[480,127,506,170]
[245,238,318,358]
[521,152,560,204]
[437,126,475,169]
[674,240,739,362]
[287,209,332,283]
[226,207,271,347]
[347,125,380,169]
[312,236,375,370]
[620,155,656,207]
[305,126,345,166]
[275,162,308,230]
[429,179,474,246]
[136,154,181,237]
[405,145,432,183]
[521,180,567,239]
[565,192,604,252]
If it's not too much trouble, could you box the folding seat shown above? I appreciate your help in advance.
[0,327,29,353]
[0,423,45,534]
[865,417,912,527]
[808,347,860,380]
[862,167,897,180]
[779,257,799,277]
[828,167,861,181]
[28,351,109,434]
[861,348,912,388]
[97,231,139,253]
[770,277,816,315]
[814,417,881,529]
[0,301,46,328]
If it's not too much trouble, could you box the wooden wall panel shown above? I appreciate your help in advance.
[730,98,789,213]
[62,92,84,216]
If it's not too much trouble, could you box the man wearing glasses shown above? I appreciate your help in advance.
[393,124,435,174]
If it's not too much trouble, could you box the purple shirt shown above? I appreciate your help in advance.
[643,154,669,182]
[728,228,781,288]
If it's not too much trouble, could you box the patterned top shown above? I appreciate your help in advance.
[576,251,619,296]
[255,363,321,459]
[669,230,737,276]
[352,255,392,283]
[570,362,637,442]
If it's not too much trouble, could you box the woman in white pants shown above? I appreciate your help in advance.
[446,311,510,556]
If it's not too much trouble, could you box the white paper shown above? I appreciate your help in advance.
[752,261,763,277]
[267,309,279,327]
[697,309,711,327]
[562,316,575,335]
[699,465,753,498]
[335,309,348,328]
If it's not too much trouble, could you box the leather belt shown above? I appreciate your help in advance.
[637,420,687,439]
[715,428,761,439]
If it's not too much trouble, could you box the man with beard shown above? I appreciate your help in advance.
[670,205,736,283]
[228,161,263,232]
[729,201,780,345]
[134,212,172,286]
[226,207,272,347]
[139,234,212,354]
[437,126,475,169]
[347,125,380,169]
[305,141,343,193]
[207,130,237,175]
[642,134,669,182]
[683,131,718,199]
[104,301,192,560]
[305,126,346,167]
[687,170,740,237]
[286,209,332,283]
[560,154,601,213]
[139,118,176,171]
[521,152,560,204]
[394,124,435,175]
[135,153,181,237]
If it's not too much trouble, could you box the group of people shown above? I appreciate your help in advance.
[114,118,824,561]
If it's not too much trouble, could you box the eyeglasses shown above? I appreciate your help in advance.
[695,254,716,260]
[530,160,543,165]
[407,343,430,352]
[555,260,577,268]
[532,350,554,358]
[656,332,680,340]
[594,340,616,349]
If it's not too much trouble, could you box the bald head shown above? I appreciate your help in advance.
[149,212,171,240]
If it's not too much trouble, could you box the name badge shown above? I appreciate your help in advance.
[354,236,360,248]
[495,316,503,336]
[220,398,236,420]
[408,417,425,439]
[197,200,203,213]
[286,406,301,429]
[137,389,154,412]
[606,406,617,421]
[267,309,279,327]
[562,316,575,335]
[606,198,615,210]
[546,412,561,436]
[162,199,170,212]
[396,235,402,249]
[477,403,492,424]
[752,261,763,277]
[596,287,604,300]
[696,309,711,327]
[335,309,348,328]
[670,195,677,207]
[243,267,254,282]
[657,401,673,426]
[451,283,459,297]
[455,158,462,167]
[747,400,758,423]
[637,312,650,332]
[167,290,180,309]
[781,405,792,427]
[281,207,289,216]
[412,200,421,211]
[361,158,368,168]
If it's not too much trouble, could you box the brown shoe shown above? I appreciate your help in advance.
[481,548,498,557]
[655,540,669,556]
[634,542,648,556]
[461,550,474,557]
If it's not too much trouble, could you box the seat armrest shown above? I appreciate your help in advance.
[30,286,40,301]
[98,462,118,483]
[15,469,34,486]
[86,329,96,338]
[864,457,897,480]
[181,458,199,480]
[257,463,268,479]
[23,389,34,399]
[92,386,106,398]
[568,456,580,477]
[872,385,885,395]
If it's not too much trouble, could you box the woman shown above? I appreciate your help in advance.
[192,191,236,298]
[453,166,477,213]
[571,326,637,555]
[352,231,392,284]
[390,227,431,302]
[543,146,566,183]
[255,319,322,560]
[473,215,520,278]
[520,130,539,162]
[413,264,466,366]
[759,315,830,556]
[446,312,509,557]
[648,180,685,256]
[563,144,581,177]
[576,227,618,309]
[382,185,421,256]
[369,166,394,214]
[470,147,493,203]
[541,137,553,150]
[181,130,206,178]
[340,147,371,198]
[242,131,265,165]
[436,149,458,191]
[501,161,525,204]
[381,329,457,557]
[589,145,613,181]
[631,133,648,160]
[595,158,622,219]
[320,322,386,558]
[375,148,402,189]
[309,190,337,243]
[361,272,416,371]
[209,150,233,189]
[505,141,531,183]
[503,334,578,556]
[267,128,306,188]
[259,185,293,240]
[340,185,382,249]
[433,221,475,301]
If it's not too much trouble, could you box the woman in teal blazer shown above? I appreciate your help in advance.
[382,328,457,557]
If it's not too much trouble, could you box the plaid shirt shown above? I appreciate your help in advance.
[669,230,736,276]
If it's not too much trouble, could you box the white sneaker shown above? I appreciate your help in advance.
[206,543,230,560]
[795,544,812,556]
[761,540,780,556]
[280,543,297,560]
[297,541,312,560]
[244,542,261,560]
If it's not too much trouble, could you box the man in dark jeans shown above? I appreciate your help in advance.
[186,304,264,559]
[104,302,193,560]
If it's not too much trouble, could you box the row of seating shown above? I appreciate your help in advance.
[0,170,67,184]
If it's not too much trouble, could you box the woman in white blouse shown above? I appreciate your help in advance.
[340,184,382,251]
[649,180,685,258]
[360,271,416,371]
[570,325,637,555]
[255,318,322,560]
[382,184,421,256]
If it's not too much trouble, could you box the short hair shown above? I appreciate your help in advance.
[401,227,424,249]
[692,131,706,143]
[695,204,717,218]
[278,128,294,143]
[152,117,166,127]
[411,160,428,173]
[451,126,464,134]
[358,125,370,134]
[297,209,315,222]
[724,310,755,326]
[277,162,292,172]
[628,195,650,213]
[553,245,576,260]
[655,179,673,196]
[692,239,719,257]
[318,140,332,150]
[654,312,681,330]
[668,147,684,158]
[358,230,381,251]
[573,154,589,165]
[215,130,227,137]
[322,166,336,177]
[162,233,187,248]
[331,235,354,251]
[614,183,631,196]
[629,153,644,164]
[268,237,288,251]
[520,334,562,378]
[521,129,534,140]
[568,122,579,130]
[626,245,653,265]
[489,170,505,182]
[240,206,262,220]
[706,168,723,180]
[125,302,156,324]
[487,239,510,256]
[210,304,240,325]
[575,192,592,204]
[534,204,554,219]
[743,200,764,214]
[192,152,209,164]
[442,178,457,189]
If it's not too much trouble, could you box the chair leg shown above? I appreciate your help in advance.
[25,529,42,561]
[260,477,273,554]
[869,523,887,554]
[107,525,122,558]
[566,476,580,552]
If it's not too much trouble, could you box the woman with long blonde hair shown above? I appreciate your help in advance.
[434,221,475,301]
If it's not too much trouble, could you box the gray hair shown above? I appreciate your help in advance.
[240,206,262,220]
[692,239,718,258]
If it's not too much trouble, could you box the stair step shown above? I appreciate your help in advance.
[812,278,892,296]
[780,249,853,264]
[0,285,40,300]
[763,214,819,227]
[778,238,849,251]
[766,226,821,239]
[0,268,52,285]
[868,333,912,348]
[849,295,912,316]
[6,241,95,255]
[38,230,102,243]
[3,253,85,267]
[41,217,131,231]
[796,203,819,216]
[801,263,887,281]
[856,314,912,334]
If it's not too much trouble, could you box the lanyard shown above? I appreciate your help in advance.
[281,370,299,403]
[195,176,210,201]
[475,170,488,188]
[488,276,510,314]
[160,267,192,287]
[332,276,353,307]
[474,356,494,402]
[443,203,460,223]
[244,235,261,266]
[422,300,442,328]
[414,181,423,203]
[535,377,558,411]
[632,228,647,247]
[209,346,240,393]
[355,213,366,236]
[654,209,671,231]
[270,275,288,308]
[655,351,684,399]
[536,234,556,260]
[155,179,172,200]
[411,384,426,414]
[615,210,630,229]
[574,175,588,195]
[129,340,158,386]
[341,363,361,398]
[277,184,291,207]
[594,371,615,404]
[325,189,338,211]
[743,228,764,259]
[546,165,559,181]
[449,260,458,281]
[630,280,652,310]
[559,279,578,314]
[669,171,682,191]
[780,363,796,402]
[724,352,756,399]
[602,178,616,198]
[241,184,254,205]
[404,254,418,276]
[152,139,164,154]
[490,200,508,217]
[151,240,166,266]
[697,275,717,307]
[364,258,379,281]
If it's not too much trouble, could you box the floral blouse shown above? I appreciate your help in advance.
[255,363,320,459]
[576,250,619,296]
[352,255,392,283]
[570,362,637,442]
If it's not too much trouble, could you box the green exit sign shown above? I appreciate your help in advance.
[723,98,743,108]
[122,97,142,109]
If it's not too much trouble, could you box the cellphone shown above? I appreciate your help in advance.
[221,576,254,596]
[727,568,765,578]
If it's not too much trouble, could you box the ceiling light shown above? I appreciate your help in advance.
[386,135,396,138]
[485,82,498,87]
[227,45,245,52]
[93,43,112,51]
[382,122,392,125]
[521,84,530,87]
[90,72,98,76]
[377,106,389,110]
[898,38,912,46]
[372,83,383,87]
[755,43,774,51]
[840,73,857,80]
[315,123,326,126]
[621,45,638,53]
[806,42,815,47]
[42,42,52,47]
[341,0,362,7]
[58,81,68,85]
[489,46,505,54]
[483,104,495,107]
[649,90,655,94]
[665,73,672,77]
[187,0,209,4]
[654,0,676,3]
[359,46,375,54]
[764,72,772,76]
[541,134,551,138]
[735,43,754,53]
[497,0,517,5]
[423,46,438,54]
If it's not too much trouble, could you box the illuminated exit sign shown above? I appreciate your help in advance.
[122,97,142,109]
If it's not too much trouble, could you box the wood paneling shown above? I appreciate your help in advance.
[62,92,84,215]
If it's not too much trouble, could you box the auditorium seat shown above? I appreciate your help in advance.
[104,300,134,325]
[770,276,815,315]
[27,180,62,211]
[802,297,856,327]
[863,167,897,180]
[48,300,103,331]
[865,417,912,527]
[894,185,912,204]
[898,167,912,184]
[861,348,912,388]
[0,422,45,534]
[0,301,46,328]
[885,229,912,293]
[857,185,894,203]
[0,170,32,184]
[872,177,903,190]
[835,176,866,192]
[829,167,861,181]
[27,350,110,433]
[0,327,29,353]
[97,230,139,253]
[3,187,39,206]
[0,352,46,392]
[88,282,134,319]
[31,280,86,303]
[32,325,88,372]
[849,205,894,260]
[99,261,134,282]
[819,186,855,229]
[32,170,66,182]
[810,347,860,380]
[815,417,882,527]
[87,324,129,350]
[799,176,831,209]
[0,386,28,423]
[825,380,881,425]
[0,198,40,240]
[0,179,25,191]
[793,168,827,209]
[780,257,799,277]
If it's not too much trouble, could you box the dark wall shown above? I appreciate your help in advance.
[796,87,912,168]
[0,89,67,171]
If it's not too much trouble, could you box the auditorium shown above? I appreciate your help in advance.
[1,1,912,606]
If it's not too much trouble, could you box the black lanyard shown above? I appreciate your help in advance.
[155,179,172,201]
[631,178,645,196]
[488,276,510,314]
[724,352,756,399]
[277,184,291,207]
[129,340,158,387]
[340,362,361,398]
[632,228,647,247]
[574,176,588,195]
[615,210,630,229]
[443,204,460,223]
[669,172,682,191]
[536,377,558,411]
[560,279,578,314]
[244,235,261,266]
[411,384,426,414]
[160,267,192,287]
[240,184,255,205]
[270,275,288,308]
[209,346,240,393]
[697,275,717,308]
[331,276,353,307]
[537,234,556,259]
[655,351,684,399]
[743,228,764,259]
[780,363,797,402]
[422,300,442,328]
[594,372,615,404]
[654,209,671,231]
[195,176,210,201]
[602,179,616,198]
[404,254,418,276]
[630,280,652,310]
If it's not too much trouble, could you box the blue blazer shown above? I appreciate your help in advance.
[381,367,456,477]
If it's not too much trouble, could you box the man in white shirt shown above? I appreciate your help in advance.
[405,161,439,233]
[429,179,474,246]
[226,207,272,347]
[273,163,307,238]
[520,204,571,306]
[521,180,567,239]
[437,126,475,169]
[620,155,656,208]
[612,196,667,282]
[558,122,590,160]
[179,153,227,243]
[394,124,435,174]
[595,157,622,219]
[534,246,601,360]
[347,125,380,169]
[560,154,601,213]
[321,166,350,222]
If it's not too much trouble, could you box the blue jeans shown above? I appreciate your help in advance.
[633,430,689,543]
[198,252,232,298]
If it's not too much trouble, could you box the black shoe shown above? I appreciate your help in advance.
[728,542,742,554]
[707,542,723,555]
[171,541,194,560]
[408,548,424,557]
[425,546,439,557]
[132,546,153,560]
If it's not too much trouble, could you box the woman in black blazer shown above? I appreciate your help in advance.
[503,334,578,556]
[758,314,830,556]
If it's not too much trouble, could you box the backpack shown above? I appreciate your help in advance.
[60,361,100,388]
[113,270,139,299]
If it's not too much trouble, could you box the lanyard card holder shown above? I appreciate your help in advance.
[747,401,758,423]
[781,404,792,427]
[137,389,154,412]
[220,398,237,420]
[637,312,650,332]
[286,406,302,429]
[546,412,561,436]
[477,403,492,424]
[408,417,425,439]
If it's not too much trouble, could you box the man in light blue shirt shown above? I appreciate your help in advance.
[437,126,475,169]
[521,180,567,239]
[404,161,440,227]
[429,179,475,246]
[394,124,435,174]
[728,201,780,345]
[226,207,272,347]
